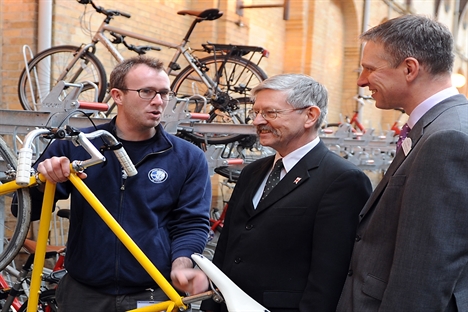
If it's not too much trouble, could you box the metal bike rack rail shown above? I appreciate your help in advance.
[1,81,396,176]
[0,81,257,179]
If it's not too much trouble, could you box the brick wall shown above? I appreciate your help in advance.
[1,0,38,110]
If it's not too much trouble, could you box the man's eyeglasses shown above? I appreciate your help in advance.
[248,107,310,121]
[119,88,175,101]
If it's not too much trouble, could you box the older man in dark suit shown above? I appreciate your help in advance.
[172,73,372,311]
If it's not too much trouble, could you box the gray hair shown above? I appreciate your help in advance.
[360,14,454,75]
[251,73,328,129]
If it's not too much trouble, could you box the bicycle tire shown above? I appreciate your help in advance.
[171,55,267,144]
[0,136,31,271]
[17,289,58,312]
[18,45,107,111]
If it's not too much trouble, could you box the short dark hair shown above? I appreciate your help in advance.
[109,56,165,90]
[360,14,454,75]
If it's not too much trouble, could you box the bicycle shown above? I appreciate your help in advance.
[0,236,66,312]
[17,0,268,145]
[0,123,270,311]
[12,219,69,312]
[0,266,24,312]
[1,250,64,312]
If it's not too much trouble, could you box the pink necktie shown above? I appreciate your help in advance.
[396,123,411,152]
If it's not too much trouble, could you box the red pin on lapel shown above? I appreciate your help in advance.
[293,177,301,184]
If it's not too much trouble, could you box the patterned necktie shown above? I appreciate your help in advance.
[396,123,411,152]
[261,159,283,201]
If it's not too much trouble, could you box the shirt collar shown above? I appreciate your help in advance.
[273,136,320,173]
[408,87,459,128]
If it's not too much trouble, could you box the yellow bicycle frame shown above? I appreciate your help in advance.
[0,168,188,312]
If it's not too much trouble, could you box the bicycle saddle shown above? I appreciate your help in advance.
[23,238,65,254]
[191,253,270,312]
[214,165,243,183]
[177,8,223,21]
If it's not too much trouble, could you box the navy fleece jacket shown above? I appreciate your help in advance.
[29,119,211,295]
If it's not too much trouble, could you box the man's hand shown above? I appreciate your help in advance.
[171,257,209,295]
[37,156,87,184]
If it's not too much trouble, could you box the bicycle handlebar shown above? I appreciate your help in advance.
[16,127,137,186]
[77,101,109,111]
[16,129,52,186]
[77,0,131,19]
[71,129,138,177]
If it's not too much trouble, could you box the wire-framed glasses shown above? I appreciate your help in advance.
[248,107,310,121]
[120,88,175,101]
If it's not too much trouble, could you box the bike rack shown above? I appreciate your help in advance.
[22,45,40,111]
[1,80,397,174]
[0,81,255,175]
[320,124,397,171]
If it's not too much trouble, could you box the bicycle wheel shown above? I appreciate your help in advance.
[171,55,267,144]
[18,45,107,111]
[0,136,31,271]
[17,289,58,312]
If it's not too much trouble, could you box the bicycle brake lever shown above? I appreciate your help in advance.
[142,46,161,52]
[99,142,123,153]
[47,128,67,140]
[65,125,81,136]
[110,32,125,44]
[132,46,162,55]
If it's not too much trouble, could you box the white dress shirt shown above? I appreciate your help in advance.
[252,136,320,208]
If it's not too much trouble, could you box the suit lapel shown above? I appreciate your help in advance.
[359,125,421,219]
[254,141,328,214]
[243,156,275,215]
[359,151,405,219]
[359,95,466,220]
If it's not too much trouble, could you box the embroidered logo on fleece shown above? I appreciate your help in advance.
[148,168,168,183]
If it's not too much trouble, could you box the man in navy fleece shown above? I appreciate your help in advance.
[30,56,211,312]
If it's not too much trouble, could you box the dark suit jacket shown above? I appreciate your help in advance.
[337,95,468,311]
[201,141,372,312]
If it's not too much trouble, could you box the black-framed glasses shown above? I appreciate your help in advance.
[248,107,310,121]
[119,88,175,101]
